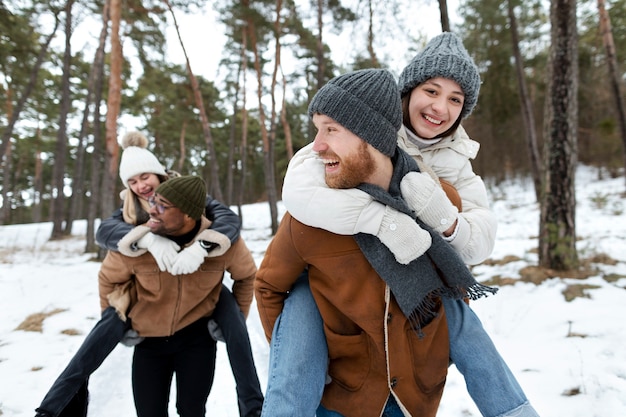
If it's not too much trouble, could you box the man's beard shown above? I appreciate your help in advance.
[322,141,376,189]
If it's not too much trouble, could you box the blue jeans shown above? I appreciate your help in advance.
[442,298,540,417]
[260,272,327,417]
[261,277,539,417]
[317,395,404,417]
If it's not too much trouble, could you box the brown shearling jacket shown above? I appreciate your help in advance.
[99,217,256,337]
[255,213,449,417]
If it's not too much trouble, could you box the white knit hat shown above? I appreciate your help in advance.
[118,131,166,187]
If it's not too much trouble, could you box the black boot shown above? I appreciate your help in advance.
[57,380,89,417]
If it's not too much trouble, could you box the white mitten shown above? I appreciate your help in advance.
[136,233,180,271]
[169,241,206,275]
[377,206,432,264]
[400,171,459,234]
[208,319,225,342]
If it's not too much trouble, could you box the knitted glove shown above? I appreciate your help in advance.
[169,241,206,275]
[136,233,180,271]
[400,171,459,234]
[120,329,144,347]
[208,319,225,342]
[377,206,432,264]
[169,229,232,275]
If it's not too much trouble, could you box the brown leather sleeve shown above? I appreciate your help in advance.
[440,178,468,304]
[439,178,462,212]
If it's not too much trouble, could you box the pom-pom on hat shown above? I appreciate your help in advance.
[308,68,402,157]
[398,32,481,119]
[155,176,206,220]
[118,131,167,187]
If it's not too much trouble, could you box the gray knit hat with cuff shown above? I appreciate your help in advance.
[398,32,481,119]
[308,68,402,157]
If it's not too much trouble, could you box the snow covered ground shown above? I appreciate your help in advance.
[1,164,625,417]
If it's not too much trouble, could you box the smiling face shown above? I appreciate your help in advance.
[127,173,162,201]
[310,114,376,190]
[407,77,465,139]
[146,194,191,236]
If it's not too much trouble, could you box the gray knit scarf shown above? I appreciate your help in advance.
[354,147,497,335]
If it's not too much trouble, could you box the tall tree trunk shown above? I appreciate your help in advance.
[0,13,60,160]
[226,58,243,206]
[315,0,325,90]
[265,0,284,211]
[102,0,123,221]
[539,0,578,270]
[597,0,626,191]
[1,140,11,224]
[281,68,294,161]
[165,0,223,201]
[0,14,60,225]
[247,4,279,233]
[66,4,104,235]
[86,0,110,254]
[1,87,13,224]
[33,128,43,223]
[438,0,450,32]
[237,25,249,219]
[309,0,326,143]
[50,0,74,240]
[176,120,187,173]
[507,0,542,202]
[366,0,379,67]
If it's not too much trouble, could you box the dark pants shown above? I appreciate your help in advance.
[36,285,263,417]
[36,306,128,417]
[132,317,216,417]
[213,285,264,417]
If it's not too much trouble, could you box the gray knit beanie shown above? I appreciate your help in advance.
[308,68,402,157]
[155,176,206,220]
[398,32,481,119]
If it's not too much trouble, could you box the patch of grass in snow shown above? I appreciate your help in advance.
[479,252,622,301]
[561,283,602,302]
[15,308,68,332]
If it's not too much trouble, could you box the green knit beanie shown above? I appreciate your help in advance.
[155,176,206,220]
[308,68,402,157]
[398,32,481,119]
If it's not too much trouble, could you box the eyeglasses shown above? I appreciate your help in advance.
[148,196,173,214]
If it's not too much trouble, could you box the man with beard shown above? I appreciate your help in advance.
[98,175,257,417]
[255,69,496,417]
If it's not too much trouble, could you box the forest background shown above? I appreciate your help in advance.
[1,0,625,265]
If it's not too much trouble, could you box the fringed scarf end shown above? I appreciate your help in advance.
[466,283,499,301]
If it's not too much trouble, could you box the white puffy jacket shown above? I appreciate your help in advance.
[282,125,497,265]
